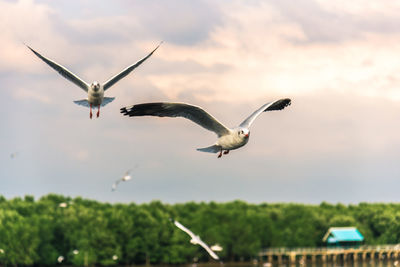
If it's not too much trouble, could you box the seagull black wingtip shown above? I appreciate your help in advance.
[120,107,130,116]
[264,98,292,112]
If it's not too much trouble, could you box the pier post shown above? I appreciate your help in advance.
[289,252,296,264]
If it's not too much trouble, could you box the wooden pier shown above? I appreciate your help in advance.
[259,245,400,264]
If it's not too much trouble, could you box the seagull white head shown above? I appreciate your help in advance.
[91,81,100,91]
[237,128,250,139]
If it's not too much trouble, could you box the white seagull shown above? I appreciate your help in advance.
[121,98,291,158]
[10,151,19,159]
[57,256,64,263]
[170,219,220,261]
[112,170,132,191]
[26,42,162,119]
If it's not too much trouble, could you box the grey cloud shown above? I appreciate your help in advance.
[119,0,223,45]
[38,0,223,46]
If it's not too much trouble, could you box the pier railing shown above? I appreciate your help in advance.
[258,244,400,263]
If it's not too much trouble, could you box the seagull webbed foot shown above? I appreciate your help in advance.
[218,150,222,158]
[223,150,229,155]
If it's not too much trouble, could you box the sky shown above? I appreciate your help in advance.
[1,0,400,204]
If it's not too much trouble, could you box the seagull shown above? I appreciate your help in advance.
[10,152,19,159]
[121,98,291,158]
[26,42,162,119]
[111,170,132,191]
[57,256,64,263]
[170,218,220,261]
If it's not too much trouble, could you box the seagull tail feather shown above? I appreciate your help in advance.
[197,145,221,153]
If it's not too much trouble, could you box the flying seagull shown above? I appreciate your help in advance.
[170,218,220,261]
[57,256,64,263]
[121,99,291,158]
[112,170,132,191]
[26,42,162,119]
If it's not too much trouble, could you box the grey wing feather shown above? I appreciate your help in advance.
[103,42,162,91]
[101,97,115,107]
[239,98,291,128]
[121,102,231,137]
[26,45,89,92]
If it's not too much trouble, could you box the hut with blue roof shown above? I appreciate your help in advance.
[322,227,364,248]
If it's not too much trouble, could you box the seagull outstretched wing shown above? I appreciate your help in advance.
[111,180,121,191]
[121,102,231,137]
[26,45,89,92]
[239,98,291,128]
[196,239,220,260]
[103,42,162,91]
[172,219,198,240]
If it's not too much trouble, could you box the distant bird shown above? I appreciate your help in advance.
[26,42,162,119]
[59,202,68,208]
[170,218,220,261]
[10,152,19,159]
[72,250,79,255]
[57,256,64,263]
[121,99,291,158]
[112,170,132,191]
[112,255,118,261]
[0,249,4,254]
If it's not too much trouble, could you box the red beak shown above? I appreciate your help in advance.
[245,134,249,137]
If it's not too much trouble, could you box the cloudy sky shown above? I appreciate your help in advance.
[2,0,400,204]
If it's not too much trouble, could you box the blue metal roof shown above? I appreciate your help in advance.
[324,227,364,243]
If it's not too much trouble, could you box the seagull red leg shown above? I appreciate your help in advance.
[218,149,222,158]
[223,150,229,155]
[90,104,93,119]
[97,105,100,118]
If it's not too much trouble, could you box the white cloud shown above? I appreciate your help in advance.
[143,1,400,103]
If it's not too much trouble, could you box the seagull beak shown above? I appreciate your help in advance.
[245,134,249,138]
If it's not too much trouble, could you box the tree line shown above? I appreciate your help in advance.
[0,194,399,266]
